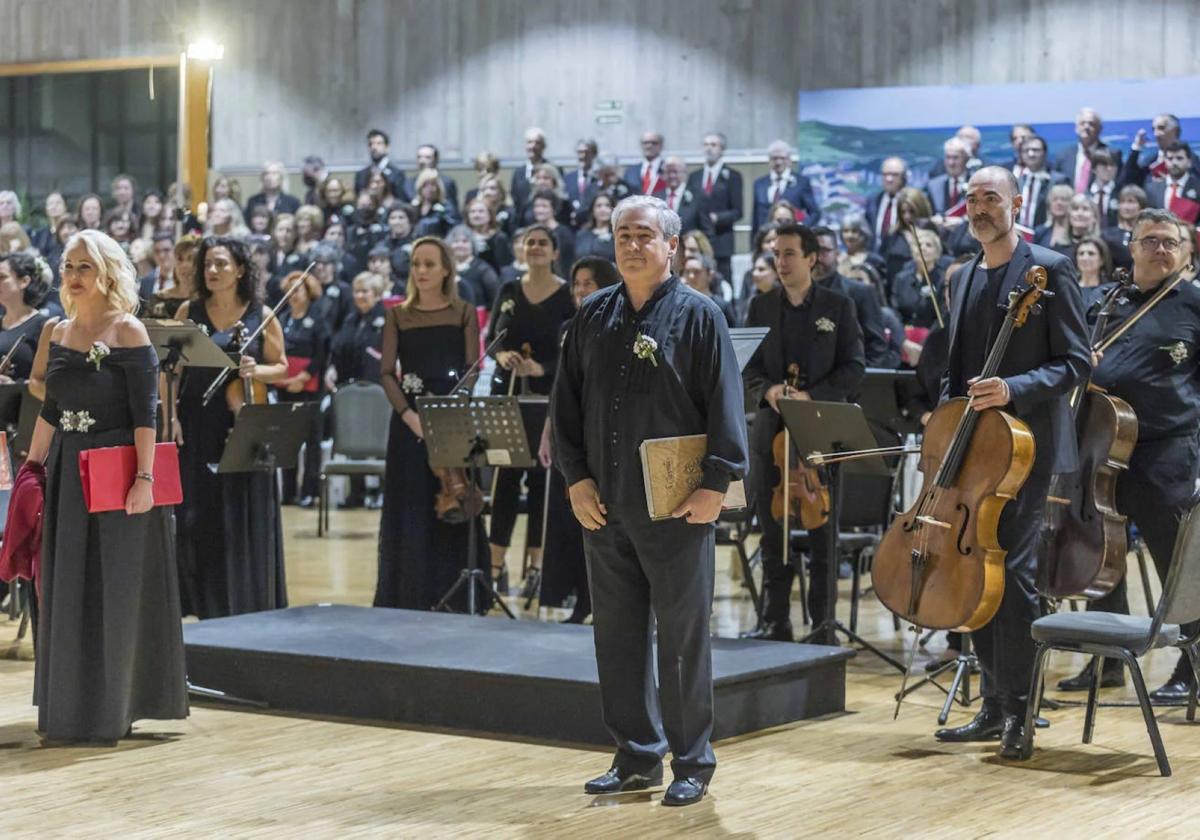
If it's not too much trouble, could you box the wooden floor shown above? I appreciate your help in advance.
[2,507,1197,838]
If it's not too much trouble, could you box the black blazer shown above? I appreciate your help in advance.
[354,163,407,203]
[245,192,300,216]
[1147,175,1200,223]
[686,165,744,259]
[652,185,702,233]
[742,284,865,454]
[751,170,821,240]
[941,239,1091,477]
[1053,142,1123,187]
[511,161,562,217]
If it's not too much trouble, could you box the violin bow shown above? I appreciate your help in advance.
[907,221,945,329]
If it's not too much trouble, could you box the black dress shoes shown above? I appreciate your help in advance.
[1149,677,1196,705]
[998,714,1033,760]
[1056,658,1126,691]
[934,706,1004,742]
[583,765,663,795]
[739,620,794,642]
[662,777,708,807]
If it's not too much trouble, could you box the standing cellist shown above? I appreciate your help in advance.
[933,167,1090,759]
[1055,209,1200,703]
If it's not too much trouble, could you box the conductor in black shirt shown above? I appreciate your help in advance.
[552,195,748,807]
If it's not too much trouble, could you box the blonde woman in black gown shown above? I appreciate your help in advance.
[26,229,187,744]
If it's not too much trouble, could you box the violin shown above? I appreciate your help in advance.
[770,363,830,530]
[434,466,485,524]
[225,320,269,414]
[873,266,1047,631]
[1038,270,1138,599]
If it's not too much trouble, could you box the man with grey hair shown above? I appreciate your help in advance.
[625,130,666,195]
[651,156,700,232]
[246,161,300,217]
[929,125,986,178]
[1054,107,1123,193]
[552,194,748,806]
[1123,112,1200,186]
[687,131,743,281]
[512,126,555,216]
[751,139,820,240]
[925,137,972,222]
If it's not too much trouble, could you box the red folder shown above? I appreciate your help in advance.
[78,442,183,513]
[1168,194,1200,225]
[281,356,319,393]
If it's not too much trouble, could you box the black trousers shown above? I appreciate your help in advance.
[974,470,1052,717]
[488,467,546,549]
[752,447,832,628]
[1090,434,1199,636]
[583,505,717,782]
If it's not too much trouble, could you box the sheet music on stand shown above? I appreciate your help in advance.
[419,395,535,469]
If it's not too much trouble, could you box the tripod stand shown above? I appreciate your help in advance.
[780,400,907,674]
[895,633,979,724]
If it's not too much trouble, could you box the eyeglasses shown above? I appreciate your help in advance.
[1134,236,1182,252]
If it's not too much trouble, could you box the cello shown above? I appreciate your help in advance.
[1037,273,1138,599]
[873,266,1046,631]
[770,362,829,530]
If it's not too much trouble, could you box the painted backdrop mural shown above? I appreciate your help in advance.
[796,76,1200,225]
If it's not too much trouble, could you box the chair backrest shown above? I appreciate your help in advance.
[1153,500,1200,630]
[331,381,391,459]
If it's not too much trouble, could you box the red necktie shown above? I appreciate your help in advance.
[1168,182,1179,210]
[880,196,893,238]
[949,180,959,206]
[770,177,781,204]
[578,171,586,197]
[642,164,652,194]
[1075,155,1092,194]
[667,189,676,209]
[704,171,714,195]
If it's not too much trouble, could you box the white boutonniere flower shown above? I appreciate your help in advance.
[500,298,516,314]
[401,372,424,394]
[373,316,385,329]
[1160,341,1189,365]
[815,317,836,333]
[60,409,96,433]
[197,323,210,336]
[633,333,658,367]
[87,341,110,370]
[683,190,693,203]
[327,286,341,298]
[302,316,314,328]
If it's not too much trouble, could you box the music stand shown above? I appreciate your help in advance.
[419,395,534,619]
[859,368,920,437]
[729,327,770,371]
[218,403,316,473]
[144,319,235,441]
[778,399,905,671]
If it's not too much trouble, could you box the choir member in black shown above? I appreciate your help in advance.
[538,257,622,622]
[892,227,952,328]
[26,229,187,743]
[933,167,1090,759]
[411,170,459,240]
[310,245,353,332]
[812,226,899,368]
[529,190,575,276]
[741,223,865,642]
[485,224,575,599]
[1102,185,1147,271]
[1056,209,1200,702]
[500,228,528,288]
[681,254,736,327]
[365,243,397,302]
[327,272,388,509]
[274,270,331,508]
[0,252,52,383]
[145,235,199,320]
[1073,236,1114,310]
[138,233,175,303]
[464,196,513,273]
[375,237,484,611]
[447,225,500,311]
[553,196,748,806]
[354,128,406,201]
[173,237,290,619]
[574,192,617,264]
[384,205,416,290]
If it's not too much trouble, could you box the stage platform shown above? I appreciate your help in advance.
[183,604,852,746]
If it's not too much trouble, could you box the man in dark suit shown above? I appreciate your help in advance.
[138,233,176,301]
[404,144,458,212]
[933,166,1090,760]
[751,140,820,241]
[511,126,553,218]
[686,132,743,282]
[1120,113,1200,188]
[741,222,864,642]
[652,156,700,233]
[354,129,406,202]
[1053,108,1122,193]
[1015,136,1068,229]
[928,125,986,179]
[811,226,899,369]
[1146,142,1200,225]
[301,155,329,206]
[925,138,971,220]
[624,131,666,196]
[245,162,301,217]
[565,138,599,227]
[580,155,635,226]
[1005,124,1036,175]
[1088,148,1122,227]
[864,157,907,251]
